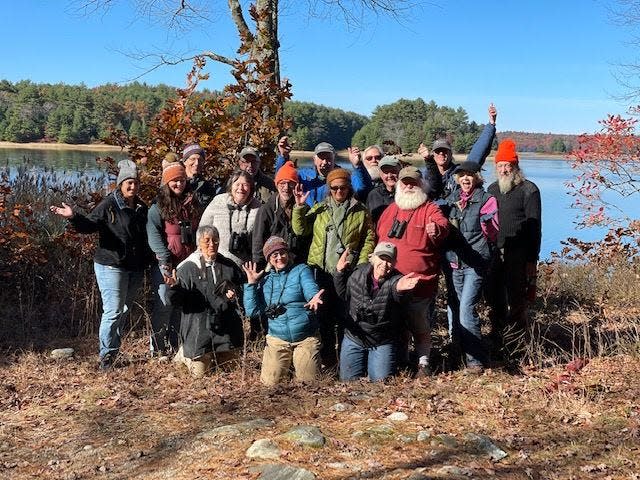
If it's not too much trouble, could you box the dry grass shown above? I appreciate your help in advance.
[1,334,639,480]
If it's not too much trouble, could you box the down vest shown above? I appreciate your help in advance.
[334,264,408,347]
[243,263,320,343]
[292,197,374,273]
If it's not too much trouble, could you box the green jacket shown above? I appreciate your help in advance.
[292,197,374,273]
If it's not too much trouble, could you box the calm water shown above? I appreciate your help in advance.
[3,148,638,260]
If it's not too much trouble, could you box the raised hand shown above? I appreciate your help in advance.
[336,247,351,272]
[396,272,420,292]
[293,183,309,206]
[489,103,497,125]
[49,202,73,219]
[304,288,325,311]
[347,146,361,167]
[278,136,292,158]
[242,261,265,284]
[418,143,429,160]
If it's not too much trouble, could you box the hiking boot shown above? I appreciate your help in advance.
[99,353,115,371]
[414,364,431,380]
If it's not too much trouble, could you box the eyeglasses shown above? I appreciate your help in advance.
[330,185,349,192]
[365,155,382,161]
[271,250,288,258]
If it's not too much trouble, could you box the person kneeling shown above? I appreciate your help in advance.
[243,236,324,386]
[334,242,419,381]
[165,226,245,378]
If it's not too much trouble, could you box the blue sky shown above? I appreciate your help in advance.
[3,1,636,134]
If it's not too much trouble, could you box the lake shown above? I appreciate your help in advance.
[2,147,638,260]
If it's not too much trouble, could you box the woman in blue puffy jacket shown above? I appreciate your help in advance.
[242,236,324,386]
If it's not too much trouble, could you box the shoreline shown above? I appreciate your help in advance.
[0,141,571,160]
[0,141,126,152]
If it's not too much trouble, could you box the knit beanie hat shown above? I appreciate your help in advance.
[495,139,519,164]
[162,152,180,169]
[326,168,351,185]
[182,143,205,162]
[275,161,299,184]
[263,236,289,260]
[161,162,186,185]
[116,159,138,186]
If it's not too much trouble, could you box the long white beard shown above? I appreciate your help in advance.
[366,165,381,181]
[498,175,515,194]
[497,169,524,194]
[395,187,428,210]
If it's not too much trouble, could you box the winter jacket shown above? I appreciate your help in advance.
[334,263,408,347]
[292,197,375,274]
[376,200,450,298]
[69,190,152,271]
[444,188,498,271]
[423,123,496,205]
[167,251,245,359]
[487,179,541,262]
[146,197,199,267]
[251,194,310,269]
[366,183,395,226]
[199,193,261,266]
[243,263,320,343]
[253,169,276,203]
[186,175,221,212]
[275,155,372,206]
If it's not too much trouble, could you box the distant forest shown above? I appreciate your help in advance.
[0,80,575,153]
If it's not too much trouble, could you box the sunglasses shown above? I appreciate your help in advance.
[365,154,382,161]
[330,185,349,192]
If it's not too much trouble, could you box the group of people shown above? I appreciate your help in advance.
[50,103,542,385]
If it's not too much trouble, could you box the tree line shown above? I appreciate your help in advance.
[0,80,570,153]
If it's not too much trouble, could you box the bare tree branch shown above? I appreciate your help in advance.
[228,0,255,42]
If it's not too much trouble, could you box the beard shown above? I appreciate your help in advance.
[366,165,381,181]
[497,169,524,194]
[395,186,428,210]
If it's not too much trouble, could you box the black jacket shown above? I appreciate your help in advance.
[69,191,152,271]
[365,184,395,226]
[334,264,408,347]
[251,194,310,269]
[167,251,246,359]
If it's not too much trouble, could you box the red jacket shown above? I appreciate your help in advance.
[376,201,449,298]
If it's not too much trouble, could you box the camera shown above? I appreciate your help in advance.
[387,219,407,239]
[264,304,286,319]
[179,220,194,245]
[229,231,250,255]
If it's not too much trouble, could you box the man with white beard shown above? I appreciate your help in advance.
[485,138,541,362]
[357,145,385,186]
[376,166,449,377]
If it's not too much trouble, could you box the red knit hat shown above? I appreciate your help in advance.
[275,161,299,184]
[495,139,519,164]
[161,163,186,185]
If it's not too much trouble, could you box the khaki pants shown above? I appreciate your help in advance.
[174,346,238,378]
[260,334,321,386]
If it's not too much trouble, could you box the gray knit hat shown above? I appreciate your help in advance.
[116,159,138,186]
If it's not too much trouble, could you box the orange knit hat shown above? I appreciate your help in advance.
[161,162,186,185]
[495,139,519,164]
[275,161,299,184]
[326,168,351,185]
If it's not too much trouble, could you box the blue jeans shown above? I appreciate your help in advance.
[150,264,180,353]
[93,262,144,359]
[450,266,488,367]
[339,335,397,381]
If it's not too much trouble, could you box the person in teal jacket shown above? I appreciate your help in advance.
[243,236,324,386]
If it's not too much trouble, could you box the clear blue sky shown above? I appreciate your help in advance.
[3,1,636,134]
